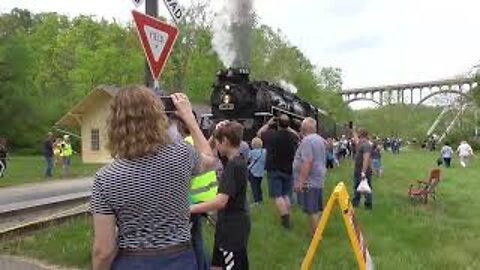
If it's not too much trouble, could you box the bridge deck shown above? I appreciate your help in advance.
[341,77,475,94]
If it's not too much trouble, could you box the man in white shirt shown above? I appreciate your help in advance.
[456,141,474,168]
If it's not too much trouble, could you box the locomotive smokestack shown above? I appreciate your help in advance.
[212,0,255,68]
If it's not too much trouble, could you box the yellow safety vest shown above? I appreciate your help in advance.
[185,136,218,204]
[63,143,73,157]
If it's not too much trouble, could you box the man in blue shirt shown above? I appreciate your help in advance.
[293,118,327,235]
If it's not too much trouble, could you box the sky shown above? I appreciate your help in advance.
[1,0,480,106]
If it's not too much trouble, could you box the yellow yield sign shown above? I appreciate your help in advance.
[301,182,373,270]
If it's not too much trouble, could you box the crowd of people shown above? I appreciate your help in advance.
[1,83,477,270]
[88,86,383,270]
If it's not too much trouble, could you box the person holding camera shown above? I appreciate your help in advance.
[257,114,299,229]
[90,86,216,270]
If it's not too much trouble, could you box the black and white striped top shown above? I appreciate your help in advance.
[90,142,200,249]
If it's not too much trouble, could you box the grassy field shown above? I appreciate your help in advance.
[1,150,479,269]
[0,155,102,188]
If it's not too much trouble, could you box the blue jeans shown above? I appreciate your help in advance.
[111,249,197,270]
[267,170,293,199]
[443,157,451,168]
[63,156,71,176]
[248,172,263,203]
[45,156,53,178]
[191,214,209,270]
[352,173,373,208]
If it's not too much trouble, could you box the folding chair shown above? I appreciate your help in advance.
[408,169,441,204]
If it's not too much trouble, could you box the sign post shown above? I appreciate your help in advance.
[144,0,158,88]
[301,182,374,270]
[132,10,179,86]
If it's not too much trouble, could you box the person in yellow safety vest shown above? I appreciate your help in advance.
[185,135,218,203]
[185,135,218,270]
[61,135,74,177]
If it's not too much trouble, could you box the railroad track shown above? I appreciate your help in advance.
[0,192,91,239]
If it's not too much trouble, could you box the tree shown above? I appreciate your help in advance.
[317,67,342,92]
[0,7,353,151]
[473,75,480,107]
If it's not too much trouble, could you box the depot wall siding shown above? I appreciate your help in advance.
[80,93,112,164]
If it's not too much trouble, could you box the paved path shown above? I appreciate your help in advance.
[0,256,49,270]
[0,180,91,269]
[0,178,93,206]
[0,255,78,270]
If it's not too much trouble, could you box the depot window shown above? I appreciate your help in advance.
[91,129,100,151]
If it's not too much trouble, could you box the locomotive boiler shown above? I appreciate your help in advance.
[203,68,345,141]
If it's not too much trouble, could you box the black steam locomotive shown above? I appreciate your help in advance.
[201,68,346,141]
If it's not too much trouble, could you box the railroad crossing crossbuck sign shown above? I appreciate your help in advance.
[301,182,374,270]
[162,0,184,23]
[132,10,179,80]
[132,0,145,8]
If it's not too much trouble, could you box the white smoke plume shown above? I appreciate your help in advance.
[278,80,298,94]
[212,0,255,68]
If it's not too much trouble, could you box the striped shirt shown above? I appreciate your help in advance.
[90,142,200,249]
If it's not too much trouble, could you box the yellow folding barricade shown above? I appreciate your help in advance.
[301,182,373,270]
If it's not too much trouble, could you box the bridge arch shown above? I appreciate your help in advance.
[416,90,470,106]
[345,97,382,106]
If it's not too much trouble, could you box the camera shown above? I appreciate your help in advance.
[160,96,176,113]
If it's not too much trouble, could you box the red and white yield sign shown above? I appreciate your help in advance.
[132,10,179,80]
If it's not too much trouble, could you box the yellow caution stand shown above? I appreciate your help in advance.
[301,182,373,270]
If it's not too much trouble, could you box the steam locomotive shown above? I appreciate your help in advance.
[200,68,346,141]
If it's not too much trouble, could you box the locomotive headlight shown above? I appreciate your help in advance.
[224,85,231,91]
[222,94,231,104]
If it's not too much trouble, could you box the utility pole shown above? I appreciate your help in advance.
[144,0,158,88]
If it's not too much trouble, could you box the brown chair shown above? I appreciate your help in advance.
[408,169,441,204]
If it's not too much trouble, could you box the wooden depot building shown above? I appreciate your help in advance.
[56,85,210,164]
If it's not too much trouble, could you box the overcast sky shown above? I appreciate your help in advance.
[2,0,479,91]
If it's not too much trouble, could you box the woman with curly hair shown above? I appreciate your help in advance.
[90,86,216,270]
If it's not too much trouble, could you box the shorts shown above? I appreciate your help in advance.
[297,188,323,214]
[212,246,249,270]
[267,170,293,198]
[372,159,382,170]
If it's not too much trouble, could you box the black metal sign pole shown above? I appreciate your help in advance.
[144,0,158,88]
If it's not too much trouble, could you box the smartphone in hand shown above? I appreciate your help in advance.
[160,96,176,113]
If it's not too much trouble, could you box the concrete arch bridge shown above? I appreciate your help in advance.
[341,78,477,106]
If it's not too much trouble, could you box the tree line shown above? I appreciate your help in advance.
[0,6,350,152]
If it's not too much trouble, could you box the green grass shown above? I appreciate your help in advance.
[1,150,480,269]
[0,156,102,188]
